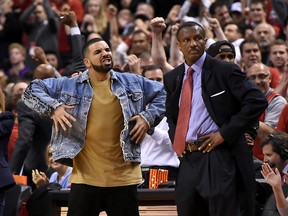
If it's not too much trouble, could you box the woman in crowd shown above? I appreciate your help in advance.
[32,145,72,188]
[81,0,108,38]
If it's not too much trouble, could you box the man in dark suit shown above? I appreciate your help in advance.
[9,64,55,189]
[164,21,268,216]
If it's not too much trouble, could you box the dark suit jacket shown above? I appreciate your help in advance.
[61,34,87,77]
[164,55,268,188]
[9,101,52,173]
[0,111,15,192]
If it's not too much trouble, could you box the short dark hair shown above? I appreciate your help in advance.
[82,37,105,57]
[260,132,288,161]
[250,0,266,11]
[270,39,288,48]
[239,38,260,55]
[141,65,161,77]
[223,22,245,37]
[45,50,58,57]
[209,1,228,16]
[176,21,206,40]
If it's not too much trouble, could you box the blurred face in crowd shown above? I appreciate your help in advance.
[117,9,132,28]
[262,143,283,170]
[177,24,207,65]
[144,69,163,83]
[34,5,47,22]
[269,44,288,69]
[254,23,275,50]
[249,3,266,24]
[214,45,236,63]
[46,53,58,69]
[12,82,28,95]
[131,32,150,56]
[214,5,232,25]
[87,0,101,17]
[47,146,63,170]
[241,42,261,68]
[246,63,271,94]
[0,0,13,11]
[121,0,131,8]
[224,24,242,42]
[136,3,154,19]
[9,47,25,65]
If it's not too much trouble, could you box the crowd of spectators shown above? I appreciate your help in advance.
[2,0,288,215]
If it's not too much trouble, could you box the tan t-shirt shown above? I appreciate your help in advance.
[70,74,142,187]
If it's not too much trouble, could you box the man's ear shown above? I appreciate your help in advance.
[83,58,90,68]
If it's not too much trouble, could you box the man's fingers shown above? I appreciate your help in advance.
[131,127,145,144]
[130,122,146,143]
[52,116,59,132]
[58,119,67,131]
[62,116,72,128]
[135,130,145,143]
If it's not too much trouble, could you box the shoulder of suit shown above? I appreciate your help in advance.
[165,64,185,76]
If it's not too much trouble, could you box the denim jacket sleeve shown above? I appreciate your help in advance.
[137,76,166,128]
[22,77,64,116]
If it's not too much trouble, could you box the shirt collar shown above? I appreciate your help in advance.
[184,52,206,75]
[80,69,116,83]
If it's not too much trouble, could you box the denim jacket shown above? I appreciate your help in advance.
[22,70,166,166]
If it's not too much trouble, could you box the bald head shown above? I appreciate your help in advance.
[247,62,270,75]
[33,64,55,80]
[247,62,271,94]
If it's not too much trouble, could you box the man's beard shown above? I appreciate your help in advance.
[258,40,270,49]
[91,62,113,73]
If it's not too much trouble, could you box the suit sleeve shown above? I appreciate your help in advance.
[217,64,268,144]
[9,102,37,173]
[62,34,86,76]
[164,70,179,143]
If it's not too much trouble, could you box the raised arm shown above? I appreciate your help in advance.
[150,17,174,74]
[60,10,86,74]
[169,23,182,68]
[261,163,288,215]
[204,13,227,41]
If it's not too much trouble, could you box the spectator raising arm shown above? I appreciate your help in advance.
[150,17,174,74]
[261,163,288,216]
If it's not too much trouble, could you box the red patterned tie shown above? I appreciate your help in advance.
[173,67,194,155]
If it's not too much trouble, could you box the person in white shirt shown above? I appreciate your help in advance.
[140,65,179,188]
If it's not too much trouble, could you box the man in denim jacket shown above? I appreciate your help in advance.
[22,38,166,216]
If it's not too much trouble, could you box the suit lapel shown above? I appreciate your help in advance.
[175,64,185,96]
[201,55,220,126]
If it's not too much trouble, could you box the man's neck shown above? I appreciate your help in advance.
[88,70,110,82]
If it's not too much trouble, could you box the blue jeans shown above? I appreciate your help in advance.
[0,191,6,216]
